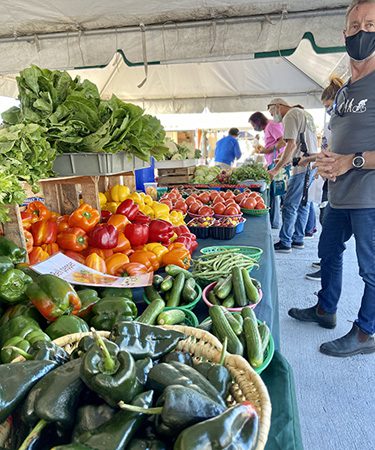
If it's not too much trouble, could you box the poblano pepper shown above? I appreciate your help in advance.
[45,315,89,340]
[174,402,259,450]
[72,404,116,441]
[0,236,27,263]
[110,321,186,360]
[0,269,33,304]
[29,341,70,364]
[127,438,168,450]
[80,330,143,407]
[76,289,100,319]
[90,296,137,331]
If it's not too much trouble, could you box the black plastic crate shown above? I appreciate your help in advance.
[188,226,210,239]
[210,226,236,240]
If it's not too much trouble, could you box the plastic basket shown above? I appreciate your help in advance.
[200,245,263,262]
[241,207,270,217]
[187,226,210,239]
[163,307,199,327]
[235,218,246,234]
[202,281,262,312]
[143,283,202,311]
[214,213,243,219]
[210,226,236,240]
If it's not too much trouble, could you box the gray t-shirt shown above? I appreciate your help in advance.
[283,108,318,175]
[329,70,375,209]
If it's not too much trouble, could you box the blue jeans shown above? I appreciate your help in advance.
[305,202,316,234]
[318,205,375,335]
[279,172,311,246]
[269,190,281,229]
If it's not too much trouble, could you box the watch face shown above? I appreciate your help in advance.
[353,156,365,168]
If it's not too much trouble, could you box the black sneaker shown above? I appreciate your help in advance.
[312,261,321,269]
[305,269,321,281]
[292,241,304,249]
[274,241,292,253]
[288,304,336,329]
[304,232,314,239]
[320,323,375,357]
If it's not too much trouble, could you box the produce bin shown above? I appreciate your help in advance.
[155,159,200,169]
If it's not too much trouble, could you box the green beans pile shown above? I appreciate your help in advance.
[192,249,258,281]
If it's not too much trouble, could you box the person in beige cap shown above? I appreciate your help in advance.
[267,98,318,253]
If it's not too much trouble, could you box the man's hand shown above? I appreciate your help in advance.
[298,157,309,167]
[314,151,352,181]
[268,167,279,180]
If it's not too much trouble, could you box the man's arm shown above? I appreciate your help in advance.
[314,150,375,180]
[268,139,297,177]
[234,140,242,160]
[258,138,285,155]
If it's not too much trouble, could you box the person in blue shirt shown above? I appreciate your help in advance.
[214,128,242,167]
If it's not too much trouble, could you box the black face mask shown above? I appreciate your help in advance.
[345,30,375,61]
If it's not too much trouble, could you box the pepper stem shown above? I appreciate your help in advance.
[90,327,116,373]
[219,337,227,366]
[2,346,33,360]
[118,401,162,415]
[18,419,47,450]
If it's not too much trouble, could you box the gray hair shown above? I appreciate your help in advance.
[346,0,375,22]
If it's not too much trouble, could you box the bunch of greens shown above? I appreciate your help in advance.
[229,163,271,184]
[163,138,201,161]
[192,165,221,184]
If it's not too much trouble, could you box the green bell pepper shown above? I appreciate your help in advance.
[0,336,30,363]
[0,236,27,263]
[0,315,43,346]
[51,445,92,450]
[0,302,43,327]
[100,287,133,299]
[0,269,33,304]
[0,359,57,423]
[174,402,259,450]
[90,296,137,331]
[45,315,89,340]
[0,256,14,274]
[26,274,81,321]
[80,331,142,407]
[77,289,100,319]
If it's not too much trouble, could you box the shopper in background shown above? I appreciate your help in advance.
[289,0,375,357]
[267,98,318,253]
[249,111,285,228]
[214,127,242,168]
[305,76,345,281]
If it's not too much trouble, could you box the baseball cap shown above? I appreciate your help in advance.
[267,98,291,109]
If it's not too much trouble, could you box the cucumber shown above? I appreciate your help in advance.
[241,306,257,324]
[153,274,164,288]
[232,313,244,329]
[144,285,163,303]
[137,299,165,325]
[243,317,264,368]
[160,275,174,292]
[208,290,221,305]
[209,306,243,355]
[157,309,186,325]
[197,318,212,332]
[222,294,235,308]
[182,278,197,304]
[232,267,247,307]
[241,268,260,304]
[215,275,232,300]
[213,277,226,295]
[258,322,271,354]
[221,307,243,336]
[165,265,193,278]
[166,272,185,307]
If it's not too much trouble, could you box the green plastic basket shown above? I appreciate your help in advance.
[198,317,275,374]
[163,307,199,327]
[143,283,202,311]
[241,207,270,217]
[200,245,263,262]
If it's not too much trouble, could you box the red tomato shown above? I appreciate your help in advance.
[198,192,210,204]
[195,199,203,207]
[222,191,235,200]
[189,202,201,214]
[185,196,197,207]
[213,202,226,215]
[173,200,188,214]
[235,193,248,204]
[249,192,259,198]
[160,199,173,209]
[241,198,257,209]
[255,201,266,210]
[224,206,240,215]
[198,206,214,216]
[210,191,220,201]
[225,199,237,206]
[213,196,224,205]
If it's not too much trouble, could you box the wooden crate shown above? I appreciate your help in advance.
[157,166,195,186]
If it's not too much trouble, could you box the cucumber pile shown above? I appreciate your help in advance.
[144,265,199,308]
[200,306,271,370]
[207,267,260,308]
[137,298,191,327]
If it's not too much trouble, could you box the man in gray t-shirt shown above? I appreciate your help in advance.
[266,98,318,252]
[288,0,375,358]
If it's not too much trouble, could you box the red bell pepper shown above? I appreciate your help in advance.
[148,219,174,245]
[31,219,58,246]
[63,250,86,264]
[100,210,112,223]
[132,211,151,225]
[57,227,88,252]
[124,223,149,248]
[116,199,139,221]
[174,225,190,236]
[56,215,70,233]
[88,224,119,250]
[175,234,198,254]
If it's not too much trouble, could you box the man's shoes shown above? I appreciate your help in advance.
[304,232,314,239]
[312,261,321,269]
[305,269,321,281]
[320,323,375,357]
[288,304,336,329]
[292,241,304,249]
[274,241,292,253]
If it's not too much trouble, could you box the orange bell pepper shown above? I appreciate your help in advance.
[29,246,50,265]
[31,219,58,246]
[56,215,70,233]
[112,233,132,254]
[63,250,86,264]
[41,243,60,256]
[86,248,114,259]
[162,246,191,269]
[57,227,88,252]
[129,250,159,272]
[26,201,51,223]
[49,211,60,221]
[107,214,130,233]
[21,210,33,230]
[143,243,168,264]
[121,262,148,276]
[68,203,100,232]
[85,253,107,273]
[105,253,130,276]
[24,230,34,254]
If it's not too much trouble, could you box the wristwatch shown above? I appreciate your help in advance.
[352,152,365,169]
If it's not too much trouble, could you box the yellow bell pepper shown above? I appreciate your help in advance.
[102,202,119,214]
[144,195,154,206]
[110,185,130,203]
[153,202,170,217]
[105,190,112,202]
[143,243,169,264]
[99,192,107,208]
[140,205,155,218]
[169,210,185,226]
[128,192,144,206]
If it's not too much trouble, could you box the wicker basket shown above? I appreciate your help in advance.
[10,327,271,450]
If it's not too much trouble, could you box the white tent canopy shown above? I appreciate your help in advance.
[0,1,351,112]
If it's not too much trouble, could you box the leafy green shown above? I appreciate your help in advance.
[229,163,271,184]
[193,165,221,184]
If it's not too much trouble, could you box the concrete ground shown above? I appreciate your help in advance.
[273,228,375,450]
